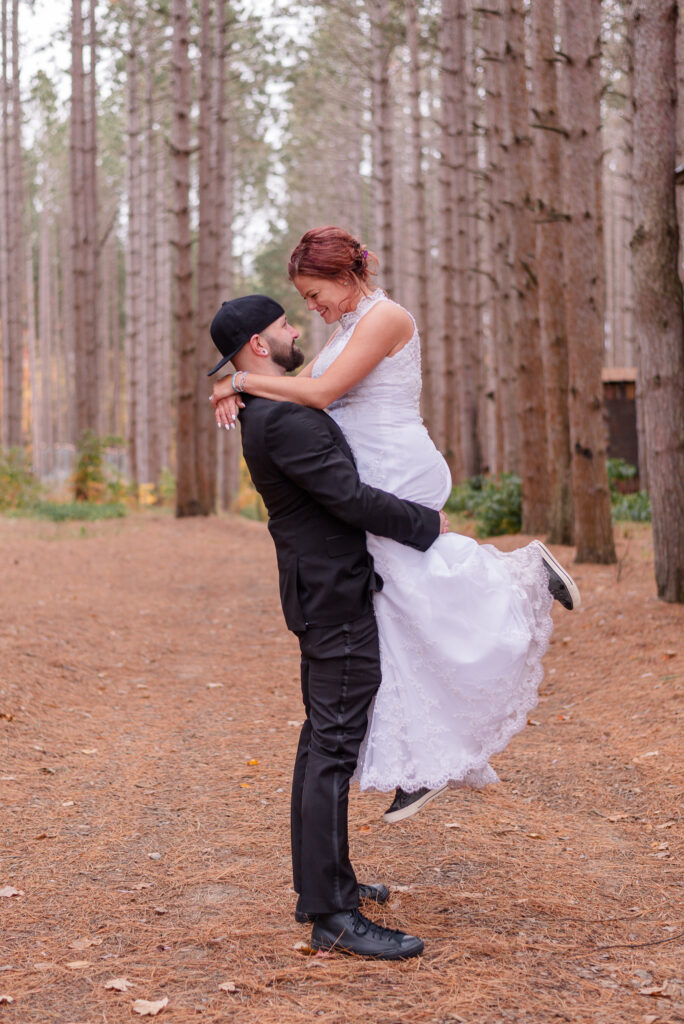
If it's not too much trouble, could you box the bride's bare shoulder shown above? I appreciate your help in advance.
[360,297,413,333]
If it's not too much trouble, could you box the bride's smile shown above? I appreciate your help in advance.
[293,272,369,325]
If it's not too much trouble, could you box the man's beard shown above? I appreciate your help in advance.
[270,338,305,373]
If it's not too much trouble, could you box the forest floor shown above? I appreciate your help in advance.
[0,512,682,1024]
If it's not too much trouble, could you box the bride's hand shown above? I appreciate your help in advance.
[211,393,244,429]
[439,510,450,534]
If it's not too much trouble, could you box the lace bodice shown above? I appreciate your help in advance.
[312,290,422,413]
[311,289,451,507]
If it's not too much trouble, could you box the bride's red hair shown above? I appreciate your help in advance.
[288,226,378,285]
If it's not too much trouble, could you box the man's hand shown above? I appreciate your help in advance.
[439,510,450,534]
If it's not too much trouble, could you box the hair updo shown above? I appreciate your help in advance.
[288,226,379,285]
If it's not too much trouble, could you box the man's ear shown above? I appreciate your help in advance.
[247,332,269,357]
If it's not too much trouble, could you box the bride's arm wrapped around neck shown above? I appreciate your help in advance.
[213,301,413,411]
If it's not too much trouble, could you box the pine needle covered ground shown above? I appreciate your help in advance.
[0,514,682,1024]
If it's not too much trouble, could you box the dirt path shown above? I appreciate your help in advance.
[0,513,682,1024]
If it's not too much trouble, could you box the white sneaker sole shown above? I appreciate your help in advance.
[532,540,582,610]
[382,785,447,824]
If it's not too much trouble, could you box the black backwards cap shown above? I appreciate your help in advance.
[208,294,285,376]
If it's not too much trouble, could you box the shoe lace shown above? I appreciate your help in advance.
[351,912,402,942]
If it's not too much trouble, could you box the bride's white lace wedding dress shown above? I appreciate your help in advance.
[312,289,554,792]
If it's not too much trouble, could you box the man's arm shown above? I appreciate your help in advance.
[265,404,441,551]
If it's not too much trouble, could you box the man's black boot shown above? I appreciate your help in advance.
[310,908,424,959]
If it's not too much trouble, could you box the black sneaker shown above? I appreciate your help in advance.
[294,882,390,924]
[310,908,424,960]
[532,540,581,610]
[382,785,447,824]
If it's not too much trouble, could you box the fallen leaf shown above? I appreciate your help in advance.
[104,978,134,992]
[0,712,14,722]
[206,683,223,689]
[132,882,153,891]
[0,886,23,898]
[528,719,541,726]
[643,1016,658,1024]
[62,801,75,807]
[247,759,259,766]
[444,822,462,829]
[153,907,167,915]
[655,821,675,830]
[132,996,169,1016]
[32,962,59,971]
[632,750,659,763]
[66,961,91,969]
[148,852,161,861]
[287,720,302,727]
[240,783,251,789]
[358,824,371,833]
[639,985,664,996]
[527,832,545,840]
[68,938,103,951]
[218,981,237,993]
[0,996,14,1004]
[293,940,315,955]
[662,979,684,998]
[80,749,98,755]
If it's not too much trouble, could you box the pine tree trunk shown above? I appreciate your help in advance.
[439,0,464,481]
[172,0,200,517]
[632,0,684,602]
[504,0,548,534]
[1,0,23,448]
[38,201,54,474]
[196,0,218,515]
[482,0,518,475]
[70,0,97,439]
[406,0,433,434]
[367,0,394,294]
[454,0,480,477]
[529,0,573,543]
[559,0,616,563]
[125,23,142,487]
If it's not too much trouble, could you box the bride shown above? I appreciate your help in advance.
[212,225,580,823]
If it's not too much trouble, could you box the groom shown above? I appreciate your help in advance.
[208,294,446,959]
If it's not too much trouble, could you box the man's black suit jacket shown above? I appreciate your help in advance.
[238,396,440,633]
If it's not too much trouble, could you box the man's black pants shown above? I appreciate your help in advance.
[291,609,381,916]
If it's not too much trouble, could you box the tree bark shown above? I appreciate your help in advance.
[367,0,395,294]
[1,0,24,448]
[529,0,573,543]
[196,0,219,515]
[481,0,518,475]
[559,0,616,563]
[125,21,143,487]
[172,0,200,517]
[406,0,433,434]
[632,0,684,602]
[504,0,548,534]
[70,0,97,438]
[439,0,464,481]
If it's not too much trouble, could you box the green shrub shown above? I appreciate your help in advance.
[607,457,637,488]
[72,430,125,502]
[606,458,651,521]
[157,468,176,506]
[0,449,41,511]
[446,473,522,537]
[611,490,651,522]
[33,501,127,522]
